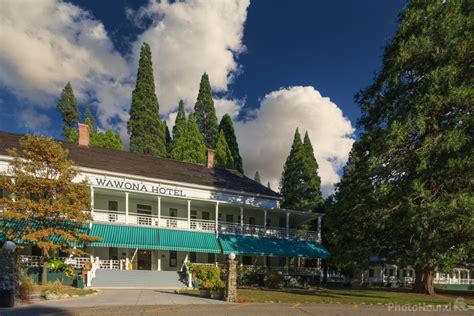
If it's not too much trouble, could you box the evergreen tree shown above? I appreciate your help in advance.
[170,113,206,164]
[164,122,171,154]
[267,181,272,190]
[84,106,97,134]
[301,131,324,211]
[57,82,79,142]
[280,128,305,210]
[214,130,234,168]
[254,171,261,183]
[127,42,166,156]
[194,73,219,148]
[91,129,124,151]
[328,0,473,294]
[219,114,243,172]
[172,100,186,142]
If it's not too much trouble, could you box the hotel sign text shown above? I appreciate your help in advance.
[95,178,186,197]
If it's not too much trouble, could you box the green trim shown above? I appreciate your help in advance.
[219,234,330,258]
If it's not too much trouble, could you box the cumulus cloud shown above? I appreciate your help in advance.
[0,0,131,129]
[15,108,51,132]
[129,0,249,114]
[236,86,355,197]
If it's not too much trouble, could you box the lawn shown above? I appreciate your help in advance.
[178,287,474,306]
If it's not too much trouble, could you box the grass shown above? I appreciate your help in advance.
[38,281,96,297]
[177,287,474,306]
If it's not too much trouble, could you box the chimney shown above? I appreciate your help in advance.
[206,148,215,168]
[78,123,90,147]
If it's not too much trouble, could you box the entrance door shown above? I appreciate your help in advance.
[137,250,152,270]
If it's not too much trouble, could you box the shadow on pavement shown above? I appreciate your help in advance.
[0,305,72,316]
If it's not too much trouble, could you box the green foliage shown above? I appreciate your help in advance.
[164,121,171,154]
[263,270,284,289]
[254,170,261,183]
[194,73,219,148]
[172,100,187,145]
[301,132,323,211]
[214,130,234,168]
[127,42,166,156]
[280,129,305,210]
[57,82,79,143]
[219,114,243,172]
[170,113,206,164]
[90,129,124,150]
[327,0,474,294]
[189,264,224,291]
[84,106,97,134]
[47,258,75,278]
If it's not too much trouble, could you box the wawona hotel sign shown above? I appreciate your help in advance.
[94,177,187,197]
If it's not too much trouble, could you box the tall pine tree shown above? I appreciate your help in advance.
[127,42,166,156]
[219,114,243,172]
[57,82,79,142]
[84,106,97,134]
[172,100,186,142]
[194,73,219,148]
[170,113,206,164]
[280,128,305,210]
[214,130,234,168]
[301,131,324,211]
[164,121,171,154]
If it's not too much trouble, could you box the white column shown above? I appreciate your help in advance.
[286,212,290,238]
[240,207,244,233]
[263,209,267,235]
[157,257,161,271]
[317,216,322,242]
[125,192,129,224]
[187,200,191,229]
[215,202,219,234]
[157,196,161,227]
[90,186,95,217]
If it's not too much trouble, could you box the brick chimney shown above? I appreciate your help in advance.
[206,148,215,168]
[78,123,90,147]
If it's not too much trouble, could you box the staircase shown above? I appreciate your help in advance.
[91,270,188,289]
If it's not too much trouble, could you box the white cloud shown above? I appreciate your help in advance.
[130,0,249,114]
[236,86,355,197]
[15,108,51,132]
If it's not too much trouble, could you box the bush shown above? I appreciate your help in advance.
[48,258,76,278]
[19,275,38,300]
[264,270,284,289]
[189,264,224,291]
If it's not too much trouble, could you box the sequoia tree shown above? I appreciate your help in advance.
[214,130,234,168]
[0,135,98,284]
[170,113,206,164]
[194,73,219,148]
[301,132,323,211]
[329,0,474,294]
[219,114,243,172]
[164,121,171,154]
[57,82,79,142]
[127,42,166,156]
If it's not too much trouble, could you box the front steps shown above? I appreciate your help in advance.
[91,270,188,289]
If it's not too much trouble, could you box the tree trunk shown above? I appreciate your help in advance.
[412,266,435,295]
[41,249,48,285]
[412,265,424,293]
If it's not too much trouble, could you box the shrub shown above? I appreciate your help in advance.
[47,258,76,278]
[264,270,284,289]
[189,264,224,291]
[19,275,38,300]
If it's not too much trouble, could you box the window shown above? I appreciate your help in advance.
[237,216,241,223]
[389,269,394,277]
[108,201,118,211]
[191,210,197,219]
[137,204,152,215]
[169,251,177,267]
[202,212,210,220]
[369,269,374,278]
[109,248,118,260]
[169,208,177,217]
[226,214,233,223]
[189,252,197,263]
[266,256,271,267]
[249,217,256,225]
[279,216,286,228]
[279,257,286,267]
[208,253,215,264]
[266,218,271,228]
[218,213,222,222]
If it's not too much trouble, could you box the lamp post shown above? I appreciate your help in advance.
[0,241,17,307]
[225,253,237,302]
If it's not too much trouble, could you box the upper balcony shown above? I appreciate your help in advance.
[91,188,322,242]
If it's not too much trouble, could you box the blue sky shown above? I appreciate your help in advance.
[0,0,405,193]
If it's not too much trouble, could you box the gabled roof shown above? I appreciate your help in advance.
[0,131,280,198]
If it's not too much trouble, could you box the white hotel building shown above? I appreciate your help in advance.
[0,127,328,285]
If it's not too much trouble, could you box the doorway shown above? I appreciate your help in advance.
[137,250,152,270]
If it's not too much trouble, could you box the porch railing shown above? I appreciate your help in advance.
[19,255,89,269]
[92,209,320,242]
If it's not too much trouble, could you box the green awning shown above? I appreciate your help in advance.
[219,234,330,258]
[158,229,221,253]
[89,224,221,253]
[89,224,161,250]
